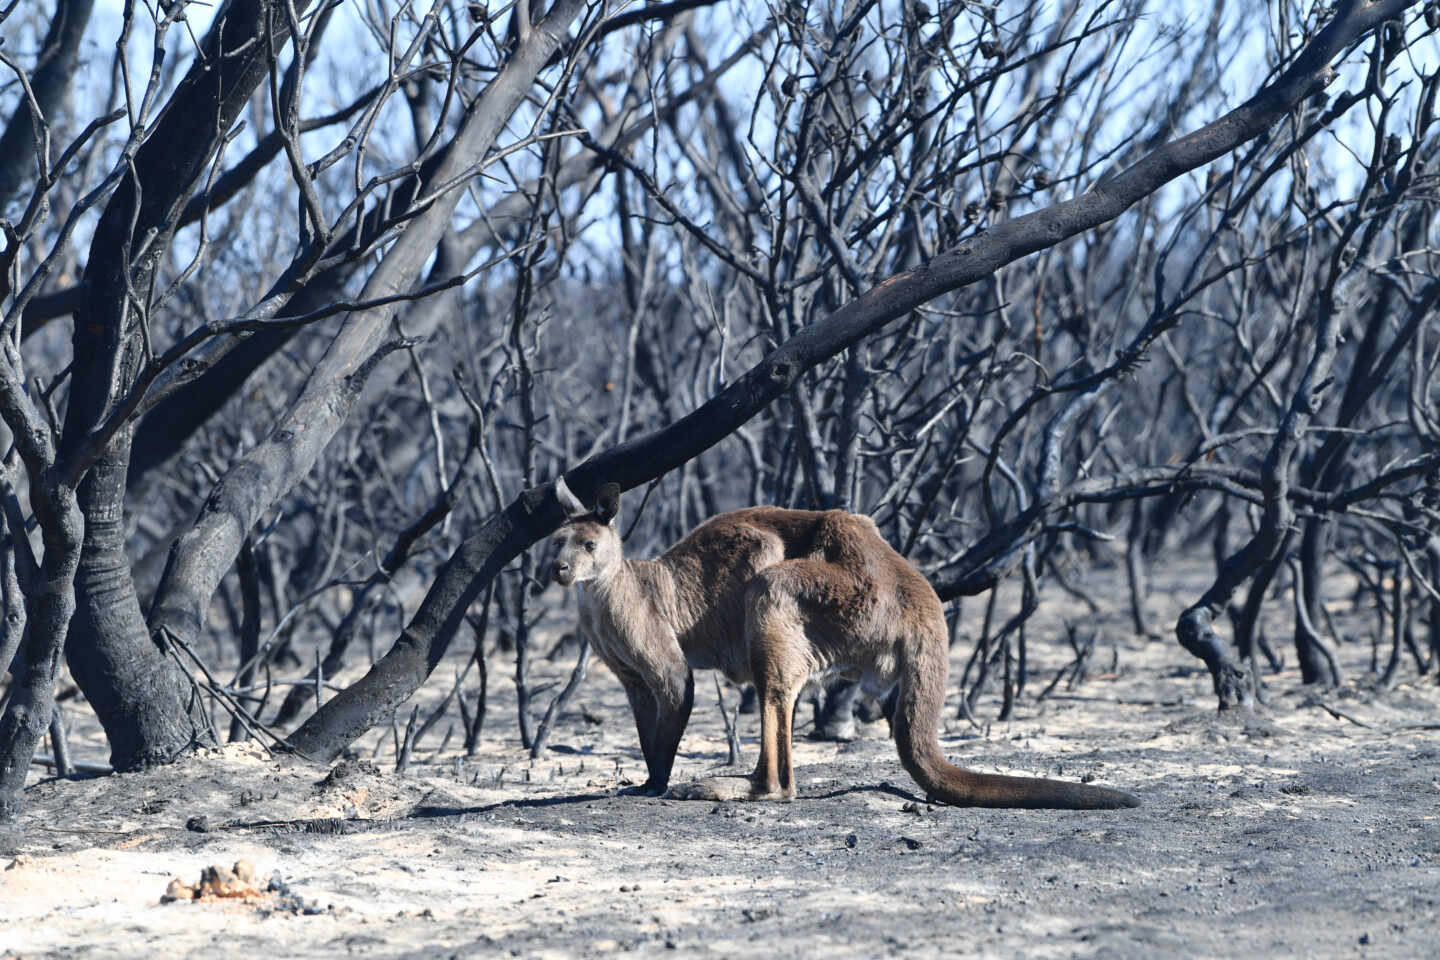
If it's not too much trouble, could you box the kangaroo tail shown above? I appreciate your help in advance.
[892,632,1139,810]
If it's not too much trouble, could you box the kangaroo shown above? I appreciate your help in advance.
[549,479,1138,810]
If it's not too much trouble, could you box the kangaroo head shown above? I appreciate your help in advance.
[550,479,622,586]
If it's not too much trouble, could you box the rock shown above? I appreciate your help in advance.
[162,878,196,903]
[162,860,265,903]
[198,864,251,898]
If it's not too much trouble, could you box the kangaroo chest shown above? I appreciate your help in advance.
[578,582,754,685]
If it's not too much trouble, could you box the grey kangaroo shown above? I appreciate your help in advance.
[549,479,1138,809]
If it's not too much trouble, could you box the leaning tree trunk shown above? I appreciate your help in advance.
[1233,536,1289,666]
[1177,225,1350,705]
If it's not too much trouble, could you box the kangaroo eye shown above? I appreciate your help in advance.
[584,541,597,552]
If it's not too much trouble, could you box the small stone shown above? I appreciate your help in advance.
[161,878,195,903]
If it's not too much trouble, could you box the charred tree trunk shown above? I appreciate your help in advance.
[809,346,869,738]
[1233,535,1289,665]
[289,490,551,759]
[0,0,95,207]
[1126,498,1154,638]
[228,540,262,742]
[0,479,82,822]
[0,537,23,685]
[65,436,202,768]
[1293,519,1341,685]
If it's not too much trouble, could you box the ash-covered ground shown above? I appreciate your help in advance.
[4,560,1438,959]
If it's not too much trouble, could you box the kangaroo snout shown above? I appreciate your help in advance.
[552,561,572,585]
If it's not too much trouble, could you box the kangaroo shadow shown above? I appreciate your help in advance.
[804,781,919,803]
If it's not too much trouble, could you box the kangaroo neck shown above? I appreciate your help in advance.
[584,556,669,627]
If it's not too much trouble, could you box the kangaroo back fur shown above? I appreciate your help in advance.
[549,482,1138,810]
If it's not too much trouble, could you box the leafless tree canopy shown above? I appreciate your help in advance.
[1,0,1438,818]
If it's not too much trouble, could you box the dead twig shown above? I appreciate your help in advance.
[713,674,743,767]
[1301,695,1372,728]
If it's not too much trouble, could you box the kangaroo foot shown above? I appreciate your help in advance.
[667,776,794,802]
[617,781,668,798]
[808,717,857,742]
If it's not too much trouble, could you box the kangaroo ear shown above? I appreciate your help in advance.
[555,475,587,518]
[593,483,621,526]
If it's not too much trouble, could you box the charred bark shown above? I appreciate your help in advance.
[0,0,95,207]
[0,471,81,822]
[65,434,202,768]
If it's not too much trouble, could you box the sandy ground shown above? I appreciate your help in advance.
[3,558,1439,959]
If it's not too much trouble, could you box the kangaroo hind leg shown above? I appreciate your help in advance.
[670,566,815,802]
[745,609,810,800]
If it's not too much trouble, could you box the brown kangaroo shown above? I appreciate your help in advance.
[549,479,1138,810]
